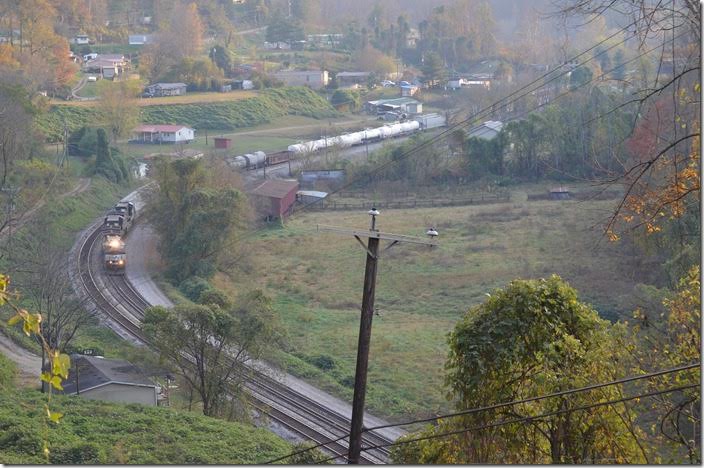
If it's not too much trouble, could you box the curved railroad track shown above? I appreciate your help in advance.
[75,217,393,464]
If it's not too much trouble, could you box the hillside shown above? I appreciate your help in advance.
[37,87,340,141]
[0,388,293,464]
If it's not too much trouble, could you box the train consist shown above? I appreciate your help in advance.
[226,120,421,170]
[101,201,136,275]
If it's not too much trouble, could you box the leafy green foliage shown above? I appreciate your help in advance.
[266,12,305,44]
[143,289,283,417]
[421,52,446,87]
[393,276,644,464]
[464,133,507,178]
[179,276,212,302]
[91,128,128,183]
[37,88,339,140]
[0,390,292,464]
[0,353,16,391]
[150,158,246,282]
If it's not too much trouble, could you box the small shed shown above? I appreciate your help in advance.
[467,120,504,140]
[297,190,328,205]
[248,179,300,220]
[60,355,157,406]
[214,137,232,149]
[549,187,570,200]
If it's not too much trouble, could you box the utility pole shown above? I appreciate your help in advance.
[318,210,438,464]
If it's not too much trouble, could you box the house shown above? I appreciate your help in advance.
[337,71,371,88]
[145,83,187,97]
[306,33,343,48]
[365,97,422,116]
[132,125,195,144]
[467,120,504,140]
[248,179,300,221]
[128,34,153,45]
[60,355,157,406]
[400,84,419,97]
[264,41,291,50]
[71,34,90,45]
[270,70,329,89]
[83,54,130,79]
[232,80,254,90]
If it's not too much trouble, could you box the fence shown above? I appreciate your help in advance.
[294,192,510,212]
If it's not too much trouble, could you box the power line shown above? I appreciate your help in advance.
[320,383,701,464]
[203,13,681,261]
[263,363,700,463]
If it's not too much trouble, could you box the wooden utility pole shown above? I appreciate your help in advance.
[318,210,438,464]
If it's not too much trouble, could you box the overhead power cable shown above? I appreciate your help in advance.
[317,383,700,464]
[263,362,700,463]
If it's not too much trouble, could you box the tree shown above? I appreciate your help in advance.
[330,89,359,111]
[464,132,507,178]
[209,44,232,75]
[143,289,283,417]
[629,266,701,463]
[265,12,304,45]
[569,66,593,89]
[421,52,445,87]
[96,79,141,142]
[149,157,248,283]
[393,276,645,464]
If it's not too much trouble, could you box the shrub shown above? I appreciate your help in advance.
[0,353,16,390]
[179,276,211,302]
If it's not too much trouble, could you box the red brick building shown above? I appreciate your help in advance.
[248,179,299,221]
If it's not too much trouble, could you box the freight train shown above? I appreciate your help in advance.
[226,120,421,171]
[101,201,136,275]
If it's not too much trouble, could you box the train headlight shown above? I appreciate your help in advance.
[109,239,121,248]
[118,260,124,265]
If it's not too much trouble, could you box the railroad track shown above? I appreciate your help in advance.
[75,219,393,464]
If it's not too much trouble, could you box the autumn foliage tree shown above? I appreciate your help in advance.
[393,276,645,464]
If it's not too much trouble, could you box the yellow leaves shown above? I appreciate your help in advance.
[44,405,63,424]
[51,351,71,380]
[606,229,620,242]
[8,308,42,336]
[645,223,661,234]
[695,83,701,93]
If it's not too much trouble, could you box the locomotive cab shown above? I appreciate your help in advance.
[104,253,126,274]
[114,202,136,222]
[103,214,125,233]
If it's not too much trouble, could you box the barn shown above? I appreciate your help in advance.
[248,179,299,221]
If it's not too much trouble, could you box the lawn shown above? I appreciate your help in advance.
[52,90,260,107]
[215,192,657,421]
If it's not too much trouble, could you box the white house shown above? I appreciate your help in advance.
[132,125,195,144]
[128,34,153,45]
[60,355,157,406]
[271,70,329,89]
[467,120,504,140]
[71,34,90,45]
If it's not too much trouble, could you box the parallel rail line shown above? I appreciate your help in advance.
[75,219,393,463]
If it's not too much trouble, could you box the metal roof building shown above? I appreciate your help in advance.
[61,355,157,406]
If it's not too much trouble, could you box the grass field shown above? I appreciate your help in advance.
[52,90,260,107]
[215,192,655,420]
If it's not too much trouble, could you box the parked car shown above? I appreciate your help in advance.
[381,80,396,87]
[87,75,97,82]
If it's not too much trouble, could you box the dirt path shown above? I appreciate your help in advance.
[0,330,41,387]
[0,178,92,239]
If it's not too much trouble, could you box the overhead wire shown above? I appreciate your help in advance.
[263,362,700,463]
[202,11,687,261]
[318,383,701,464]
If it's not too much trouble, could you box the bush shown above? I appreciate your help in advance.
[197,288,232,309]
[306,354,337,371]
[49,443,103,464]
[179,276,211,302]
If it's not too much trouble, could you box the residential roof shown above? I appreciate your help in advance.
[62,355,155,394]
[337,71,371,77]
[95,54,127,62]
[134,124,192,133]
[367,97,420,107]
[272,70,325,76]
[149,82,187,89]
[249,179,299,199]
[482,120,504,132]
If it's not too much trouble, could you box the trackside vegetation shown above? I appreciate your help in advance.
[38,87,339,141]
[0,390,293,464]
